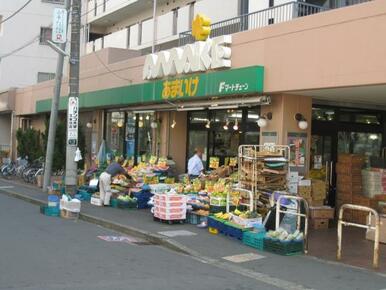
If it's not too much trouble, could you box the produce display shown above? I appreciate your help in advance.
[266,228,304,242]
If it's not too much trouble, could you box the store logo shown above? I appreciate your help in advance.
[192,14,211,41]
[142,35,232,80]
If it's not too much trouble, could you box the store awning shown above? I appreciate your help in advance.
[36,66,264,113]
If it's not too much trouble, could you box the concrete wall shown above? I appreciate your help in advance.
[0,0,62,91]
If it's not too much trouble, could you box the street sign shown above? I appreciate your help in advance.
[67,97,78,146]
[52,8,67,44]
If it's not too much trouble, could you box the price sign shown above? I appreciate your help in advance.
[52,8,67,44]
[209,157,219,169]
[67,97,78,146]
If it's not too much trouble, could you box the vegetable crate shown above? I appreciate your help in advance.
[117,199,138,209]
[242,231,266,251]
[110,199,119,208]
[223,222,251,240]
[263,238,304,256]
[186,212,208,225]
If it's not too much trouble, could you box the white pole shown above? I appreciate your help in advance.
[152,0,157,53]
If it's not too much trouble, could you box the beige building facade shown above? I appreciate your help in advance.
[7,0,386,191]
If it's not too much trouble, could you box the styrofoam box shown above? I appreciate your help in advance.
[154,205,186,214]
[90,197,103,206]
[60,199,81,212]
[154,211,186,220]
[154,199,186,208]
[154,194,187,202]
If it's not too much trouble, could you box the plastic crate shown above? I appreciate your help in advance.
[40,205,60,217]
[242,231,266,250]
[132,190,153,209]
[263,238,304,256]
[117,199,137,209]
[154,211,186,220]
[223,222,251,240]
[110,199,119,208]
[186,212,208,225]
[207,216,226,233]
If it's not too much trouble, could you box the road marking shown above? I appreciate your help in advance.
[223,253,266,263]
[190,255,315,290]
[0,186,14,189]
[97,235,151,245]
[158,230,197,237]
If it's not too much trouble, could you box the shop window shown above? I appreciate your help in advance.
[338,132,382,157]
[172,8,178,35]
[312,107,336,122]
[187,107,260,169]
[339,109,381,125]
[137,113,155,160]
[105,112,125,156]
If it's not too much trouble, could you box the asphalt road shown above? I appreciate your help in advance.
[0,193,280,290]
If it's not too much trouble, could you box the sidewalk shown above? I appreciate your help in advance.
[0,177,386,290]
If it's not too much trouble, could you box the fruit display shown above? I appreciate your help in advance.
[214,212,232,221]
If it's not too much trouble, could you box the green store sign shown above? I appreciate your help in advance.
[36,65,264,113]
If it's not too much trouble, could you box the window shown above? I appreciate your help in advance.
[37,72,55,83]
[20,118,32,131]
[239,0,249,15]
[269,0,275,7]
[40,27,52,45]
[41,0,64,4]
[172,8,178,35]
[188,2,195,29]
[0,15,3,35]
[137,21,142,45]
[268,18,274,25]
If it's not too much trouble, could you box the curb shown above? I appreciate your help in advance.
[0,186,192,256]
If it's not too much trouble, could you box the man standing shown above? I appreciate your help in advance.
[99,157,130,206]
[188,148,204,179]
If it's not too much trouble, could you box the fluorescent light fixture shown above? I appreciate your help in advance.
[177,107,205,111]
[208,105,238,110]
[133,110,155,114]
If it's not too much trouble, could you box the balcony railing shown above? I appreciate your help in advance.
[179,0,370,46]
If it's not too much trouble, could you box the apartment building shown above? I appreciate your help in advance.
[82,0,361,55]
[0,0,65,157]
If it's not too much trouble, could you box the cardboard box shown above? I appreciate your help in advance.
[366,214,386,244]
[338,154,365,165]
[310,218,329,230]
[310,206,335,219]
[337,174,362,185]
[336,163,362,175]
[312,180,327,200]
[36,175,43,188]
[298,185,312,199]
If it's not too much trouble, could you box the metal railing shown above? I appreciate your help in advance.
[179,0,372,46]
[337,204,380,268]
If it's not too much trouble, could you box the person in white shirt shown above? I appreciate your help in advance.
[188,148,204,179]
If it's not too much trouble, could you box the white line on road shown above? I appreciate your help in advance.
[223,253,266,263]
[0,186,14,189]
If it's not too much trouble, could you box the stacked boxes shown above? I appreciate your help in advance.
[336,154,364,221]
[298,179,326,206]
[153,193,187,221]
[309,206,335,230]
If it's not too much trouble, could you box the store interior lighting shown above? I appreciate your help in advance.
[177,106,206,111]
[257,112,272,128]
[171,119,176,129]
[295,113,308,130]
[205,120,211,129]
[146,115,150,120]
[223,120,229,130]
[233,119,239,131]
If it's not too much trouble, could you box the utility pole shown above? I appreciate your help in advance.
[43,0,71,193]
[65,0,82,194]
